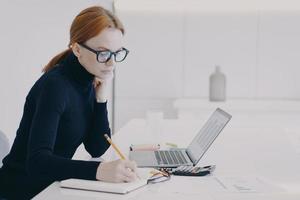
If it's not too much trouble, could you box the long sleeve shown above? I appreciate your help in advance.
[83,101,111,157]
[26,77,99,181]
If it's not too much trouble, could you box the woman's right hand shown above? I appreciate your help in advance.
[96,159,138,183]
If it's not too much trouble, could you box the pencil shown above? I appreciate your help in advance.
[104,134,126,160]
[104,134,143,180]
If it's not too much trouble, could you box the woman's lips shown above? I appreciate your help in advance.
[102,70,112,74]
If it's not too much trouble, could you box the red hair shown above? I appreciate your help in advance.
[43,6,124,73]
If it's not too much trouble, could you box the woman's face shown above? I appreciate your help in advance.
[72,27,124,82]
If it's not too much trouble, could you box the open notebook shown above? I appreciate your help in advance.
[60,168,160,194]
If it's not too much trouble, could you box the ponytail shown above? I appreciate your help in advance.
[42,49,72,73]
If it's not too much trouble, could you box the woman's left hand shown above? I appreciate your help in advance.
[93,78,110,103]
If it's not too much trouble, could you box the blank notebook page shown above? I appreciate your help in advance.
[60,168,155,194]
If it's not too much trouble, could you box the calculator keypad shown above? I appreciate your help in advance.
[171,166,212,176]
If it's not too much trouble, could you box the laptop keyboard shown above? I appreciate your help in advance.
[154,150,188,165]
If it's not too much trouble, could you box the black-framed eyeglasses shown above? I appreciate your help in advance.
[79,43,129,63]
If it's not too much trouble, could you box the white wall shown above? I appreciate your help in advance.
[114,0,300,130]
[2,0,300,146]
[115,0,300,11]
[0,0,114,145]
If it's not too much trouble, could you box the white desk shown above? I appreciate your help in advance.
[34,116,300,199]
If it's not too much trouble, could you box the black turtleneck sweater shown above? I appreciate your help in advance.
[0,52,111,199]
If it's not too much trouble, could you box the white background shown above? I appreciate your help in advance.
[114,0,300,130]
[1,0,300,146]
[0,0,113,144]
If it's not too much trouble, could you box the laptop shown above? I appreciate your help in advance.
[129,108,232,168]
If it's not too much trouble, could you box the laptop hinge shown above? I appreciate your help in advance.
[185,149,196,166]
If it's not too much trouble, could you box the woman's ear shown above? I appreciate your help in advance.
[71,43,81,58]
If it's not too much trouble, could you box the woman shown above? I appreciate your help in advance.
[0,6,137,199]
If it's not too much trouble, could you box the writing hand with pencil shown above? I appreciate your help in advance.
[96,134,138,183]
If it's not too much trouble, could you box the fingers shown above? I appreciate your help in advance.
[120,168,138,182]
[119,160,138,182]
[95,70,114,83]
[96,159,138,183]
[93,78,101,88]
[117,174,133,183]
[119,170,137,182]
[93,77,101,83]
[123,160,137,173]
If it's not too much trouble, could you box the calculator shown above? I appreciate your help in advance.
[170,165,216,176]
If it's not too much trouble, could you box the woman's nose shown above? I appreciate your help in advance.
[105,56,115,67]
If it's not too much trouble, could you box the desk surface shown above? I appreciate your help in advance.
[34,176,300,200]
[34,117,300,199]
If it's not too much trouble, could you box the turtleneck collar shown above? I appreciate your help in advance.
[61,51,94,87]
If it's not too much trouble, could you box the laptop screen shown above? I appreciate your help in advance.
[186,108,232,165]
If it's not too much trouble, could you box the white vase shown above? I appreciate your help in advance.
[209,65,226,101]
